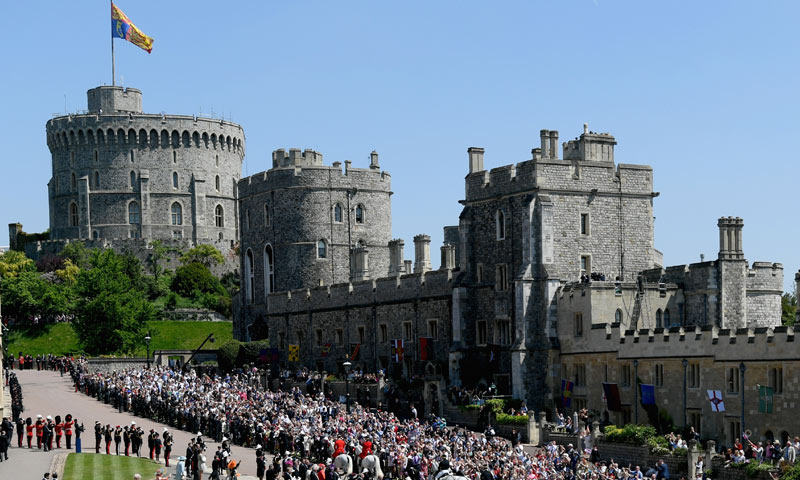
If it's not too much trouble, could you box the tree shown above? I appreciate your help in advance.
[782,292,797,326]
[180,244,224,269]
[60,242,92,269]
[0,271,73,323]
[0,250,35,278]
[147,240,179,282]
[55,259,80,285]
[171,262,226,298]
[72,249,156,355]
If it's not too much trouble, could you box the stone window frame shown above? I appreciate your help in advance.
[215,175,220,192]
[296,330,304,347]
[315,329,323,347]
[663,308,671,327]
[726,366,740,394]
[129,229,140,239]
[403,321,413,341]
[580,254,591,277]
[128,200,141,225]
[335,329,344,346]
[656,309,663,328]
[264,204,271,226]
[278,332,286,350]
[495,209,506,241]
[379,323,388,343]
[688,410,702,435]
[94,150,99,163]
[245,209,251,231]
[171,201,183,226]
[495,318,510,345]
[580,212,590,236]
[614,308,623,324]
[130,171,137,188]
[688,362,701,389]
[69,202,79,227]
[130,150,135,163]
[173,151,177,164]
[71,172,77,190]
[317,238,328,259]
[476,263,484,283]
[427,319,439,340]
[94,171,100,189]
[769,366,784,395]
[333,203,344,223]
[620,363,632,388]
[172,230,183,239]
[654,363,664,387]
[355,204,366,224]
[476,320,488,346]
[215,204,225,228]
[70,151,75,165]
[495,263,509,291]
[92,230,99,240]
[264,244,275,295]
[215,154,219,168]
[172,172,179,189]
[574,363,587,387]
[574,312,584,337]
[245,248,255,305]
[358,326,365,344]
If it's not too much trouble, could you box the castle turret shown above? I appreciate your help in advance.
[717,217,746,328]
[87,86,142,114]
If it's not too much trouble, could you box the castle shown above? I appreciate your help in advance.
[10,85,244,268]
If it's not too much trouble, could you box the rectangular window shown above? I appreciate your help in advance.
[688,411,702,435]
[428,319,438,340]
[129,229,140,239]
[495,264,509,291]
[379,324,388,343]
[574,363,586,387]
[315,329,323,347]
[279,332,286,350]
[573,398,587,411]
[729,421,741,445]
[172,230,183,239]
[476,320,487,346]
[574,313,583,337]
[580,213,589,235]
[620,364,632,388]
[580,255,591,276]
[497,319,511,345]
[654,363,664,387]
[727,367,740,394]
[403,322,413,341]
[335,329,343,346]
[689,362,701,389]
[769,367,783,394]
[476,264,484,283]
[358,326,365,344]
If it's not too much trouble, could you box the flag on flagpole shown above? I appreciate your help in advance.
[111,3,154,53]
[707,390,725,412]
[561,379,574,408]
[288,344,299,362]
[758,385,774,413]
[640,384,656,405]
[320,343,332,358]
[419,337,434,361]
[602,382,622,411]
[392,339,404,363]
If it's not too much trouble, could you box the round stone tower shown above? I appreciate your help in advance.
[237,149,392,325]
[45,86,244,255]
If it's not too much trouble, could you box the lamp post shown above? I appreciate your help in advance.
[682,358,688,427]
[144,331,151,370]
[633,359,639,424]
[740,362,746,440]
[343,360,352,413]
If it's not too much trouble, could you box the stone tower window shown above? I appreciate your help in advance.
[128,201,141,225]
[663,308,671,327]
[215,205,224,227]
[94,171,100,189]
[580,213,590,235]
[71,172,76,190]
[245,210,251,231]
[215,154,219,167]
[245,249,254,304]
[580,255,591,276]
[69,202,79,227]
[317,239,328,259]
[130,150,135,163]
[769,367,783,394]
[355,204,365,224]
[264,245,275,294]
[615,308,623,324]
[173,151,177,164]
[496,210,506,240]
[70,152,75,165]
[264,204,271,226]
[214,175,220,192]
[334,204,343,223]
[130,171,136,188]
[656,309,663,328]
[172,172,179,189]
[171,202,183,226]
[94,150,99,163]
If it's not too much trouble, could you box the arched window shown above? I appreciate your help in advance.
[130,171,136,187]
[215,205,224,227]
[496,210,506,240]
[317,239,327,259]
[656,309,663,328]
[264,245,275,294]
[215,175,220,192]
[264,204,271,226]
[334,203,343,223]
[128,201,141,224]
[69,202,79,227]
[355,204,365,224]
[245,249,254,304]
[71,172,76,190]
[92,230,99,240]
[663,309,671,327]
[171,202,183,226]
[615,309,622,324]
[94,171,100,188]
[172,172,179,189]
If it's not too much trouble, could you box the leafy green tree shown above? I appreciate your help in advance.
[60,242,92,269]
[171,262,226,297]
[179,244,225,269]
[147,240,180,282]
[0,271,73,322]
[72,249,156,355]
[0,250,35,278]
[783,292,797,326]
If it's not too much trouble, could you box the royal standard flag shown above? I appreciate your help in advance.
[561,379,574,408]
[112,3,154,53]
[288,344,299,362]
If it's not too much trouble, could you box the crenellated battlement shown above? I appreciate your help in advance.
[746,262,783,292]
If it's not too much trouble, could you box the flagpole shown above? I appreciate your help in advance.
[110,0,115,86]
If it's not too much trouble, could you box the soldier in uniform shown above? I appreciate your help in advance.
[123,426,131,456]
[54,415,63,449]
[113,426,122,455]
[63,414,74,450]
[93,421,102,454]
[35,415,44,449]
[103,424,112,455]
[163,428,173,467]
[25,418,34,448]
[148,429,156,460]
[15,417,24,448]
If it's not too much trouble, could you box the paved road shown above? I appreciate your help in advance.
[0,369,259,479]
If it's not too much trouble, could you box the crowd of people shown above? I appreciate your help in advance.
[6,352,71,373]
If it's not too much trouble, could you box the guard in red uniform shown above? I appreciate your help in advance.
[54,415,63,448]
[25,418,34,449]
[35,415,44,449]
[64,414,74,450]
[332,438,346,458]
[359,437,373,459]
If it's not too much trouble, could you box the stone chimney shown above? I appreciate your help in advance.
[549,130,559,160]
[404,260,413,275]
[718,216,744,260]
[795,271,800,325]
[370,150,380,169]
[540,130,550,159]
[388,239,405,276]
[468,147,484,174]
[413,234,431,273]
[350,247,370,281]
[440,244,456,270]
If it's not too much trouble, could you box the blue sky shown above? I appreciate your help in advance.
[1,1,798,292]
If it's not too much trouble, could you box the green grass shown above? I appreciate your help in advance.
[7,320,233,357]
[62,453,165,480]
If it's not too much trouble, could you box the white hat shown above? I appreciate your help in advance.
[256,444,262,449]
[37,415,43,418]
[131,421,136,425]
[163,427,168,432]
[47,416,52,420]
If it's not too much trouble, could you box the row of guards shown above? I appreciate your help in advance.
[559,379,776,413]
[256,338,436,364]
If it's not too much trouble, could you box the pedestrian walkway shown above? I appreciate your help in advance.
[0,370,259,479]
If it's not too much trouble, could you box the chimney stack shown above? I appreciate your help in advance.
[467,147,484,174]
[718,217,744,260]
[350,247,370,281]
[549,130,559,159]
[413,234,432,273]
[796,271,800,325]
[370,150,380,169]
[440,243,456,270]
[540,130,550,159]
[388,239,405,276]
[404,260,413,275]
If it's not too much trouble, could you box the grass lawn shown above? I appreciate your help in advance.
[62,453,165,480]
[7,320,233,357]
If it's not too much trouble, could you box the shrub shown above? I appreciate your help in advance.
[603,424,658,445]
[496,413,528,425]
[485,399,506,413]
[217,340,242,371]
[743,461,774,478]
[459,404,482,412]
[647,435,670,455]
[672,447,688,457]
[171,262,225,298]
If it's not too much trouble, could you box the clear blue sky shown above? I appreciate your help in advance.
[1,1,798,292]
